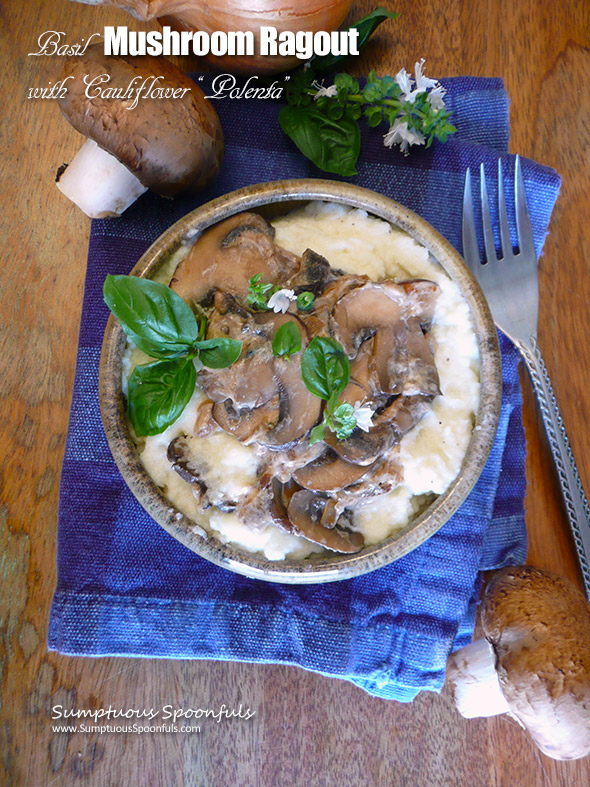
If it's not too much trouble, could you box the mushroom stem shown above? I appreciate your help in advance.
[56,138,148,218]
[446,638,511,718]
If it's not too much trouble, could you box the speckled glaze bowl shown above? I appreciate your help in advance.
[100,179,501,584]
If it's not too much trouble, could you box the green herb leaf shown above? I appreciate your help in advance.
[301,337,350,401]
[272,321,302,360]
[104,274,198,359]
[313,7,400,74]
[296,291,315,311]
[364,105,384,127]
[247,273,276,310]
[194,338,243,369]
[331,402,357,439]
[127,356,196,437]
[309,422,327,446]
[279,105,360,177]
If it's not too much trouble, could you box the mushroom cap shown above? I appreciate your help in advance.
[57,45,224,196]
[482,565,590,760]
[170,212,298,304]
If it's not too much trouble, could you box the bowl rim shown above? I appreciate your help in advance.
[99,178,502,584]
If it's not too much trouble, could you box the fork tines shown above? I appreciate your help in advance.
[463,156,535,266]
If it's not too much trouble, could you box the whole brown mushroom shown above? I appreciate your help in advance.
[446,565,590,760]
[56,45,224,218]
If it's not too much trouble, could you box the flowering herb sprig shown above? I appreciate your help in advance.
[300,337,375,445]
[247,273,315,313]
[278,7,456,176]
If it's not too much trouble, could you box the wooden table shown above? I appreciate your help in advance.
[3,1,589,784]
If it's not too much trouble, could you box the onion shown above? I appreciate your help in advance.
[76,0,354,73]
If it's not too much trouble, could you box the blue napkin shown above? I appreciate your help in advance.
[48,76,561,701]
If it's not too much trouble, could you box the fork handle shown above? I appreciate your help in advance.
[518,335,590,599]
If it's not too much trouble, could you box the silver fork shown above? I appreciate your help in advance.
[463,156,590,599]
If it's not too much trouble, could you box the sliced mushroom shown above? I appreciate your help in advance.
[166,435,236,512]
[287,490,364,553]
[325,423,395,466]
[331,282,405,357]
[198,346,277,408]
[376,395,433,440]
[294,248,343,297]
[270,478,299,533]
[170,212,300,304]
[167,435,209,491]
[371,317,440,397]
[192,401,219,438]
[311,273,369,326]
[197,308,277,408]
[293,449,375,492]
[244,312,323,449]
[212,396,281,443]
[260,354,323,449]
[339,455,403,505]
[398,279,440,327]
[212,289,251,318]
[349,337,375,394]
[396,318,441,396]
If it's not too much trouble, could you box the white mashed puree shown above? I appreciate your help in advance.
[126,202,480,560]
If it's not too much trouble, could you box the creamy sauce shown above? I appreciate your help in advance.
[127,203,480,560]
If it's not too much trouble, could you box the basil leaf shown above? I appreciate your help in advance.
[301,337,350,401]
[127,357,196,437]
[104,275,198,359]
[313,7,400,74]
[195,338,243,369]
[279,105,360,177]
[272,321,302,359]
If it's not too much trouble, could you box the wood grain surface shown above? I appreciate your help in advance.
[2,1,590,784]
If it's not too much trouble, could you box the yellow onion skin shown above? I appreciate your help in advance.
[83,0,355,74]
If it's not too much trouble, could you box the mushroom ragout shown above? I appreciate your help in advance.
[128,204,480,560]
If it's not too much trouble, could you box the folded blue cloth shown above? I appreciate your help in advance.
[48,76,561,701]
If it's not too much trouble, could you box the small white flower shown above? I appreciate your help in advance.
[396,60,441,104]
[414,58,439,92]
[312,81,338,99]
[428,84,447,110]
[268,288,296,313]
[394,67,414,101]
[353,402,375,433]
[383,119,426,154]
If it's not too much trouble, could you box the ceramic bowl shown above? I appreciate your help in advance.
[99,179,501,584]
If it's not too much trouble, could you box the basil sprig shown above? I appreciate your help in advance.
[279,8,455,176]
[272,321,302,359]
[247,273,314,312]
[301,337,358,444]
[104,275,242,436]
